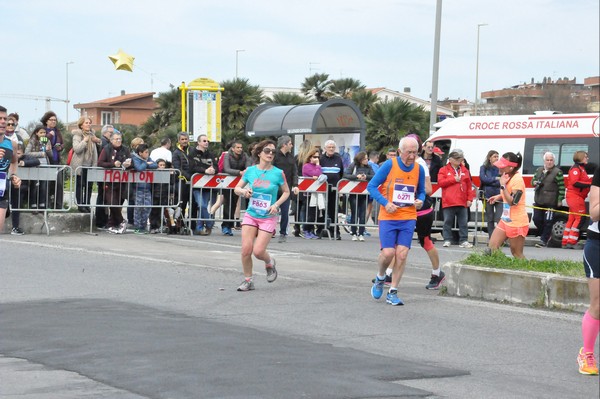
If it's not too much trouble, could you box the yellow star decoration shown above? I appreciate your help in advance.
[108,49,135,72]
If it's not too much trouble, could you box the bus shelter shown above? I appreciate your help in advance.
[245,99,366,162]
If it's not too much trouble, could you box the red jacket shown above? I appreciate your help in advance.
[566,163,592,199]
[437,163,475,208]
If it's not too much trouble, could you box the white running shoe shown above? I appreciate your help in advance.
[237,279,255,291]
[266,258,277,283]
[459,241,473,248]
[443,241,451,247]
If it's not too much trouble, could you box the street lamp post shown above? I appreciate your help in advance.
[66,61,74,123]
[429,0,442,135]
[474,23,488,116]
[235,49,245,79]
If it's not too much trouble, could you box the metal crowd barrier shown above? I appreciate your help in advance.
[291,176,330,239]
[330,179,485,244]
[472,189,484,245]
[78,166,181,234]
[9,165,71,235]
[189,173,243,235]
[334,179,371,238]
[429,185,485,244]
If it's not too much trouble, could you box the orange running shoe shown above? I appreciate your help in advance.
[577,347,599,375]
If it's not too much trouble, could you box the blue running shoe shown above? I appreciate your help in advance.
[386,290,404,306]
[371,276,385,300]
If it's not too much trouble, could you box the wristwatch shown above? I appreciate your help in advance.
[500,185,506,190]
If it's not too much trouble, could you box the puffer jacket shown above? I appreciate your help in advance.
[132,152,158,190]
[223,149,251,175]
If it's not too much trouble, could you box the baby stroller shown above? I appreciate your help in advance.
[338,212,352,234]
[165,205,189,235]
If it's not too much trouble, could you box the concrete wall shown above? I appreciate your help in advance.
[443,262,588,313]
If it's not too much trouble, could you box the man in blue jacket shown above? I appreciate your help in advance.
[319,139,344,239]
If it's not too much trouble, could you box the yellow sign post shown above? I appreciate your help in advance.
[180,78,224,142]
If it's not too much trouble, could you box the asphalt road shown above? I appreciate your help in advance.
[0,229,596,399]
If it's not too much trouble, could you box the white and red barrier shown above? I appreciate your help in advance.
[191,174,241,189]
[298,176,328,192]
[188,173,244,235]
[336,180,369,194]
[334,179,372,238]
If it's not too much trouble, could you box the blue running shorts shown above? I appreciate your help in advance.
[379,219,417,249]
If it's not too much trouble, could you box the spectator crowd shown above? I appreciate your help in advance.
[0,106,595,256]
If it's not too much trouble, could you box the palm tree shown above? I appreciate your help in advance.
[220,78,264,134]
[327,78,365,99]
[365,99,428,152]
[351,88,379,117]
[301,73,332,102]
[220,78,264,146]
[265,92,311,105]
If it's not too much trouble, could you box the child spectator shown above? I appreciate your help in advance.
[127,137,146,226]
[132,143,157,234]
[25,125,52,210]
[149,159,176,233]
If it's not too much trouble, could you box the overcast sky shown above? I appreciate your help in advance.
[1,0,598,126]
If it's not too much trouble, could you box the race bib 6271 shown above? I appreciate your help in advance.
[392,184,415,208]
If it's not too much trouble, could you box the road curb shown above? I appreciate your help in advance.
[443,262,588,313]
[6,213,91,235]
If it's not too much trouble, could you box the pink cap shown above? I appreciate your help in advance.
[494,157,518,168]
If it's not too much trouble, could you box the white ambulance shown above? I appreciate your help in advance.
[426,112,599,246]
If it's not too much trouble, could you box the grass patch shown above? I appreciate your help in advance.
[463,250,585,278]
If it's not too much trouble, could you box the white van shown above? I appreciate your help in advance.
[426,112,599,246]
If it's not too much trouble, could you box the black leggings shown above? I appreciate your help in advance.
[416,210,434,248]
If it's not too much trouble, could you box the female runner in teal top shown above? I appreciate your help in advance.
[233,139,290,291]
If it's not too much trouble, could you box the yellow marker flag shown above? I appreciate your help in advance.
[108,49,135,72]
